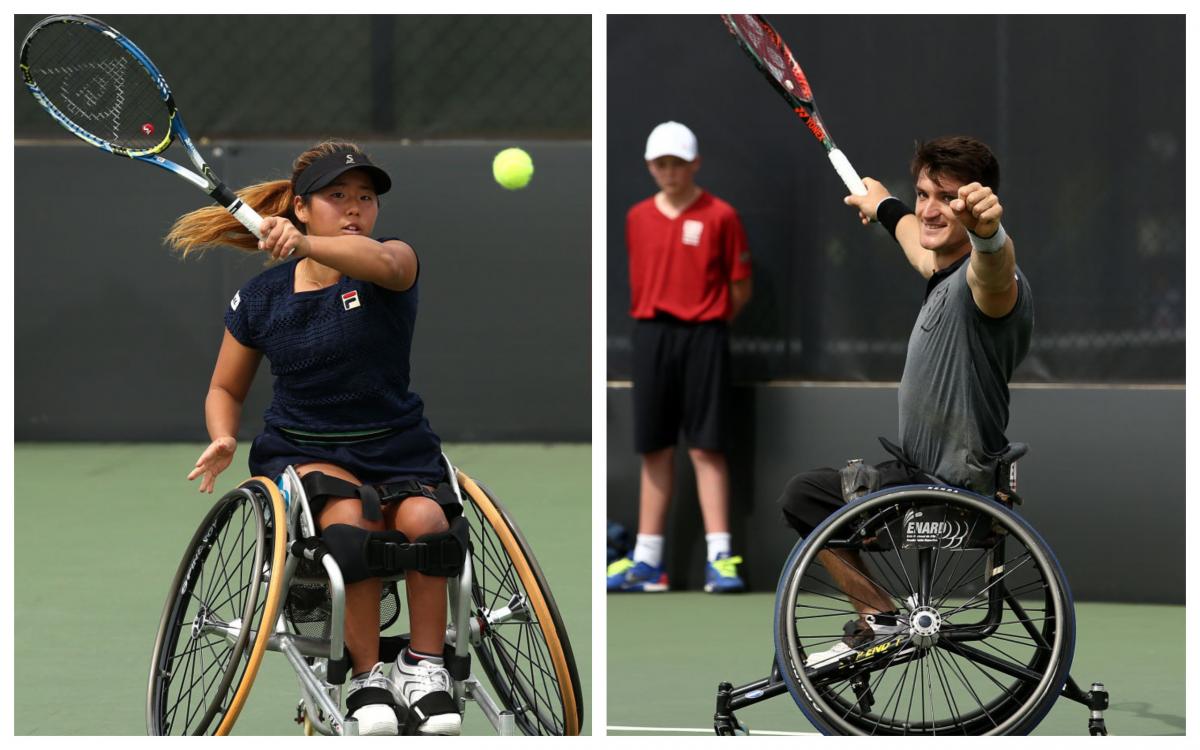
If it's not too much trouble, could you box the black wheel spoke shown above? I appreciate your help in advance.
[780,490,1071,736]
[150,488,278,735]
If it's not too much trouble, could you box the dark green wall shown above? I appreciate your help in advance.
[16,141,590,442]
[607,384,1184,604]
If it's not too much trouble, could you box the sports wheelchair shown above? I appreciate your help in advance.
[146,456,583,735]
[714,444,1108,736]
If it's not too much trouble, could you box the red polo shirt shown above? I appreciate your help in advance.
[626,191,751,322]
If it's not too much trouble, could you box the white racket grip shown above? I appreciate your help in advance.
[228,201,264,239]
[828,148,868,196]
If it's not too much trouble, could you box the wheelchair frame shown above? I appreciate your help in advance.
[147,454,582,736]
[713,479,1109,736]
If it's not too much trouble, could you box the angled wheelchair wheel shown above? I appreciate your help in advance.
[774,485,1075,736]
[146,477,288,735]
[457,471,583,735]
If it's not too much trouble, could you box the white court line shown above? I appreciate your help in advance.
[608,725,818,736]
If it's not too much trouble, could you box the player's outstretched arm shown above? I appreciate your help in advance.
[257,216,418,292]
[845,178,935,278]
[952,183,1018,318]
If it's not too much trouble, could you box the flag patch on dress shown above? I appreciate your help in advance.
[341,290,361,310]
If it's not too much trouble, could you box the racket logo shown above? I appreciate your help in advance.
[793,108,826,142]
[142,123,154,135]
[341,290,361,310]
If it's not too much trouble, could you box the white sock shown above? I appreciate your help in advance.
[706,532,732,562]
[632,534,664,567]
[403,647,443,666]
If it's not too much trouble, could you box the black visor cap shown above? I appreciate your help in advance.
[294,149,392,196]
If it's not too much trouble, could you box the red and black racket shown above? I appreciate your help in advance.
[720,14,867,196]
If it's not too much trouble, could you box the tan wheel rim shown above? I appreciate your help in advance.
[214,477,289,735]
[458,470,580,735]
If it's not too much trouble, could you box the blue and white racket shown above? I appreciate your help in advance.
[20,14,265,238]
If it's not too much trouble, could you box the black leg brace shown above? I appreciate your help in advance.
[290,471,468,583]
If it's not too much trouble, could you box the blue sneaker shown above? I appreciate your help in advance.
[606,556,669,592]
[705,553,746,593]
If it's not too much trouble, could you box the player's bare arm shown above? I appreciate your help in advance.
[844,177,935,279]
[306,237,419,292]
[188,331,262,492]
[730,278,753,319]
[258,215,418,292]
[951,182,1019,318]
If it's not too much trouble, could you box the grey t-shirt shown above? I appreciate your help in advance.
[897,255,1033,494]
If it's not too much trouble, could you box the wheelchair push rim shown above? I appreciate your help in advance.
[146,478,288,735]
[457,471,583,736]
[774,485,1075,736]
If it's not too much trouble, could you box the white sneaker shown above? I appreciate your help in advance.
[345,662,399,735]
[805,612,908,669]
[391,650,462,735]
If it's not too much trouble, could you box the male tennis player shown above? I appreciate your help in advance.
[607,121,752,593]
[780,135,1033,666]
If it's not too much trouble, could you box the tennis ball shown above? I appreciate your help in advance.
[492,147,534,190]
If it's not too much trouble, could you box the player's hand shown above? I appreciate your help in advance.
[188,436,237,494]
[951,183,1003,238]
[843,177,893,226]
[258,216,309,260]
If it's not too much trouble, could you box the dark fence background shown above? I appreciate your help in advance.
[14,14,591,443]
[607,15,1184,383]
[15,15,591,140]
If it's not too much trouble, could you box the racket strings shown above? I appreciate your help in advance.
[726,15,814,103]
[25,23,169,152]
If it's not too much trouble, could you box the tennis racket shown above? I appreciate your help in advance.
[720,14,867,197]
[19,14,265,238]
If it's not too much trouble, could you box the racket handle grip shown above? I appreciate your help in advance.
[213,184,297,256]
[212,182,265,239]
[233,202,296,257]
[828,148,868,196]
[228,201,264,239]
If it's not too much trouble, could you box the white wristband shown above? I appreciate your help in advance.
[968,223,1007,254]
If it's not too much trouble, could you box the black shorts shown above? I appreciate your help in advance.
[778,459,923,537]
[631,316,730,453]
[248,423,446,487]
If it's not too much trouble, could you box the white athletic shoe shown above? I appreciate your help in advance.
[804,612,908,669]
[345,662,399,735]
[391,651,462,735]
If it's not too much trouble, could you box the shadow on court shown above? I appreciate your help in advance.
[15,442,590,736]
[607,593,1183,736]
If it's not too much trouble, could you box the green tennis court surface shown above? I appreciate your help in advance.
[608,593,1183,736]
[15,442,590,735]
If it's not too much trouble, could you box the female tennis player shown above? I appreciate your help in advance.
[167,140,460,736]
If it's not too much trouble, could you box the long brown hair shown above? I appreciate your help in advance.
[165,140,371,258]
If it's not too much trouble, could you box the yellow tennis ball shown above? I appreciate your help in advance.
[492,147,534,190]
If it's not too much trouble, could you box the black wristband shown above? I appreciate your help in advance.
[876,197,914,240]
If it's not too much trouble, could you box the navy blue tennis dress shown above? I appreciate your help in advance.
[224,240,444,485]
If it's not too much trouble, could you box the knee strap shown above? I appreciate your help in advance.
[301,471,439,522]
[317,516,469,583]
[839,458,881,503]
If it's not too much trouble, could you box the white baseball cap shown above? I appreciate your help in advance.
[644,121,698,162]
